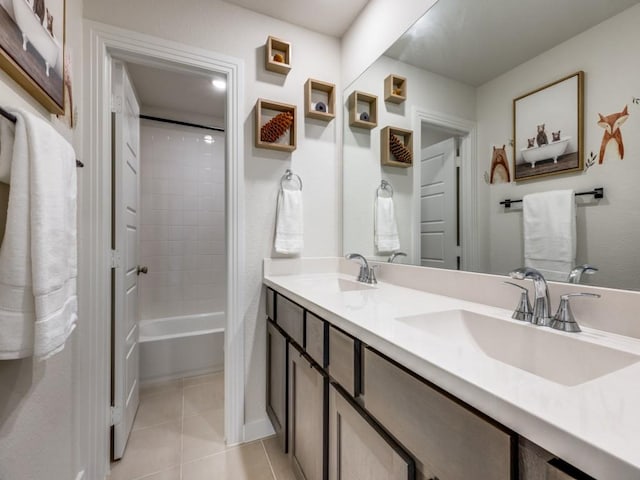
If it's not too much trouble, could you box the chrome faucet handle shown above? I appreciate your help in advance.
[345,253,370,283]
[367,265,379,285]
[388,252,407,263]
[503,281,532,322]
[550,293,601,332]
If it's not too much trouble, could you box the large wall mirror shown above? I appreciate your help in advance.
[343,0,640,290]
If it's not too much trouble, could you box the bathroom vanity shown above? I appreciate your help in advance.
[264,258,640,480]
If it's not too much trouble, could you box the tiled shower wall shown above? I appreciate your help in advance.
[139,120,226,320]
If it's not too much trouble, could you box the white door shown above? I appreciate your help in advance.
[418,138,459,269]
[112,60,142,460]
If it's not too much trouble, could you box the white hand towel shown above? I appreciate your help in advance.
[375,196,400,253]
[523,189,576,282]
[275,189,303,254]
[0,116,15,184]
[0,109,77,360]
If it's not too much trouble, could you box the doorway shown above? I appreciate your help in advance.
[83,23,245,480]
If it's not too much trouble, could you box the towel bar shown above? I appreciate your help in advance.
[499,187,603,208]
[0,106,84,168]
[376,179,394,198]
[280,169,302,191]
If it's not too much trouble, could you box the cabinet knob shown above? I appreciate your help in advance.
[137,265,148,275]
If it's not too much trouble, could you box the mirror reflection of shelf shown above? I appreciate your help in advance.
[348,90,378,129]
[384,74,407,104]
[305,78,335,121]
[255,98,297,152]
[265,36,292,75]
[381,126,413,168]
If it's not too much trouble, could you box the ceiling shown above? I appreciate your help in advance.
[126,63,226,120]
[222,0,369,37]
[385,0,640,86]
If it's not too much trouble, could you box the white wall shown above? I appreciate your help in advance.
[341,0,438,87]
[139,120,226,320]
[0,0,86,479]
[477,3,640,289]
[343,55,475,261]
[83,0,342,437]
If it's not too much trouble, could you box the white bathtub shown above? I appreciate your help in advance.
[139,312,225,382]
[520,137,571,168]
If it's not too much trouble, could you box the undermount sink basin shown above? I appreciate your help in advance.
[293,276,375,293]
[334,278,376,292]
[397,309,640,386]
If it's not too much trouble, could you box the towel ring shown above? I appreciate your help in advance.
[376,180,393,198]
[280,169,303,191]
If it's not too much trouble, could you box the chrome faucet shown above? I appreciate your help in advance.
[345,253,377,284]
[508,267,552,326]
[567,264,598,284]
[388,252,407,263]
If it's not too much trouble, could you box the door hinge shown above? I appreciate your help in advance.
[111,95,123,114]
[110,249,121,269]
[110,405,122,426]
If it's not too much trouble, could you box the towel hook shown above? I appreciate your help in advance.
[376,180,394,198]
[280,169,303,191]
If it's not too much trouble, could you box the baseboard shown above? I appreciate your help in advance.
[243,416,275,443]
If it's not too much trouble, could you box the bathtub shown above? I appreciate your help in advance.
[520,137,571,168]
[139,312,225,382]
[12,0,61,77]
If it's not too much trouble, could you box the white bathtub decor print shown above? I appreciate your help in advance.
[513,71,584,181]
[0,0,65,114]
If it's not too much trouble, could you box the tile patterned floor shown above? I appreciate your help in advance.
[109,373,296,480]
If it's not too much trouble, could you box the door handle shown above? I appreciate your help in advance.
[136,265,148,275]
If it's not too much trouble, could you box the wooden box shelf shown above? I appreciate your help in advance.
[384,75,407,104]
[255,98,297,152]
[304,78,335,121]
[381,126,413,168]
[348,90,378,129]
[265,36,292,75]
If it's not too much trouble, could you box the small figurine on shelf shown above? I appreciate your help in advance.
[261,111,294,143]
[314,102,327,113]
[273,53,285,63]
[359,112,370,122]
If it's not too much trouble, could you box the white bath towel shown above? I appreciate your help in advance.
[375,196,400,253]
[275,189,303,254]
[0,109,77,360]
[523,189,576,282]
[0,116,15,184]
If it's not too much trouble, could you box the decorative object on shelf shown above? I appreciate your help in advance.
[265,36,291,75]
[513,71,584,182]
[255,98,296,152]
[0,0,66,114]
[489,145,510,184]
[381,126,413,168]
[597,105,629,164]
[384,74,407,104]
[348,90,377,129]
[304,78,335,121]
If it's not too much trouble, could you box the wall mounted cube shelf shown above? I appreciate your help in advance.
[381,126,413,168]
[255,98,297,152]
[384,75,407,104]
[304,78,336,121]
[348,90,378,129]
[265,36,292,75]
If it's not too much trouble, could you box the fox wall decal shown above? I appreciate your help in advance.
[598,106,629,164]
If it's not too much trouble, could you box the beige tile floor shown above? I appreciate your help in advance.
[109,372,296,480]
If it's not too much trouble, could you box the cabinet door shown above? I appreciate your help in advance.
[362,347,514,480]
[289,344,327,480]
[328,382,415,480]
[267,320,288,452]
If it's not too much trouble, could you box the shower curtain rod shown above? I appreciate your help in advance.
[139,114,225,133]
[0,106,84,168]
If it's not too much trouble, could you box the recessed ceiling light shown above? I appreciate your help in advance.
[204,135,215,144]
[212,79,226,90]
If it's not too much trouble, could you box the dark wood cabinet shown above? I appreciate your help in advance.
[266,320,288,452]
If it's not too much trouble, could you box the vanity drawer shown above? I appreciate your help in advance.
[276,294,304,346]
[328,326,358,396]
[305,312,327,368]
[546,459,596,480]
[362,347,514,480]
[266,287,275,320]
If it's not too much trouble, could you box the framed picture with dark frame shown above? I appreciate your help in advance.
[513,71,584,182]
[0,0,66,114]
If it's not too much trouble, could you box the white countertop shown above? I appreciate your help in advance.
[263,270,640,479]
